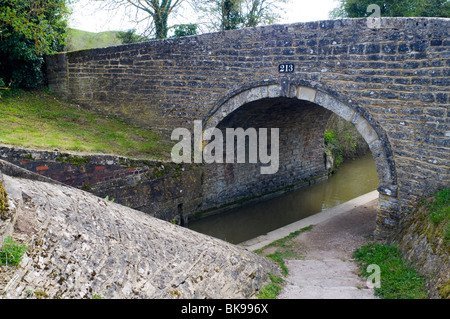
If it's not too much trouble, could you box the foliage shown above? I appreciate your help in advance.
[241,0,287,27]
[172,24,198,38]
[324,114,370,169]
[0,77,10,98]
[97,0,287,38]
[427,188,450,243]
[324,130,344,168]
[256,226,312,276]
[0,0,70,89]
[330,0,450,19]
[220,0,242,30]
[116,29,149,44]
[353,242,428,299]
[256,225,313,254]
[256,273,284,299]
[0,236,28,266]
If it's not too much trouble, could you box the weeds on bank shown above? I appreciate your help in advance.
[256,225,313,299]
[427,188,450,243]
[256,273,284,299]
[353,242,428,299]
[0,236,28,266]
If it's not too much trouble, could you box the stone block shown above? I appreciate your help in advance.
[315,91,355,122]
[296,86,317,102]
[354,117,379,145]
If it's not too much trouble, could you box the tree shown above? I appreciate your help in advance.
[100,0,185,39]
[0,0,70,89]
[194,0,287,31]
[329,0,450,18]
[116,29,149,43]
[242,0,287,27]
[221,0,242,30]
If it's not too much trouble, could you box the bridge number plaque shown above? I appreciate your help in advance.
[278,64,294,73]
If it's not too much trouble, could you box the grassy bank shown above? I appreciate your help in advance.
[66,28,122,52]
[353,243,428,299]
[353,188,449,299]
[0,89,171,159]
[427,188,450,243]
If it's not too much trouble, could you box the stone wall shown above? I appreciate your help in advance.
[0,147,203,223]
[389,195,449,299]
[46,17,450,237]
[0,173,277,299]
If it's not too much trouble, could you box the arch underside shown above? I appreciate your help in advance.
[204,83,398,198]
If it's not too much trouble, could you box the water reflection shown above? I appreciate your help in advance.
[188,153,378,244]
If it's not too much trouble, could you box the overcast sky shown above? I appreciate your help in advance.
[69,0,339,34]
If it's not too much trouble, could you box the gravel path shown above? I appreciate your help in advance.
[277,199,379,299]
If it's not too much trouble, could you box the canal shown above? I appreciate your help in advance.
[188,152,378,244]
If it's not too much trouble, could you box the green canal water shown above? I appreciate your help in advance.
[188,152,378,244]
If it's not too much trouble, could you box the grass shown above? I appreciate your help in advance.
[255,225,313,299]
[353,242,428,299]
[0,236,28,266]
[427,188,450,243]
[66,28,122,52]
[0,89,171,160]
[256,273,284,299]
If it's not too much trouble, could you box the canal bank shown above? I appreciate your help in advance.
[242,191,380,299]
[188,153,378,244]
[240,190,379,251]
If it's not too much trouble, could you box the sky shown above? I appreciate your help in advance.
[69,0,340,34]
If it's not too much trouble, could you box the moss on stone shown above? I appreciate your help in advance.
[0,179,9,218]
[56,155,90,166]
[438,279,450,299]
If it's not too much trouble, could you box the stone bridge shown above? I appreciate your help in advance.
[45,17,449,238]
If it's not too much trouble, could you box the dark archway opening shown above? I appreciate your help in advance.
[189,95,379,243]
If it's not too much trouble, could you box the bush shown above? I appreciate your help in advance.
[324,114,370,170]
[0,34,45,89]
[116,29,148,44]
[172,24,198,38]
[324,130,343,168]
[0,0,69,89]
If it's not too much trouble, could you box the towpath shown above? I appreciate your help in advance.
[241,191,380,299]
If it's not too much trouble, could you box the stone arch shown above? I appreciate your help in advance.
[204,81,398,203]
